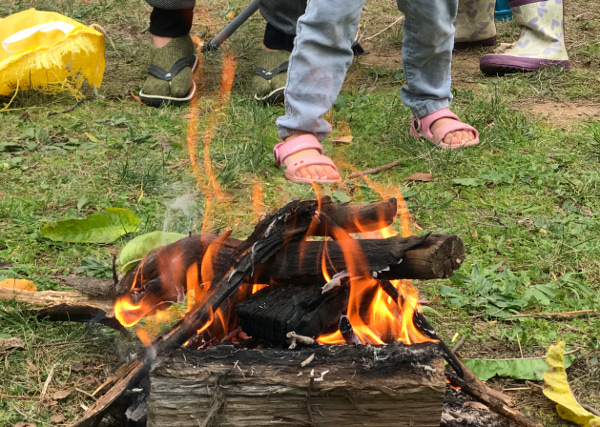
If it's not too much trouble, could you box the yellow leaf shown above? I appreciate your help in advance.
[0,278,37,291]
[543,339,600,427]
[85,132,100,143]
[225,11,236,20]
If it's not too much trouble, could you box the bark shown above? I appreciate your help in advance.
[148,343,446,427]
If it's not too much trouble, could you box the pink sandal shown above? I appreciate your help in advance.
[273,134,342,184]
[410,108,479,149]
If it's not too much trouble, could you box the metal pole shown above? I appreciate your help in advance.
[202,0,261,52]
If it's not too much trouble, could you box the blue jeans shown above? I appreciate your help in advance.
[276,0,458,141]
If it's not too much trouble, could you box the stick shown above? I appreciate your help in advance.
[508,310,598,318]
[348,158,404,179]
[362,16,405,41]
[451,336,466,353]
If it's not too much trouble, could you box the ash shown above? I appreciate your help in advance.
[441,387,516,427]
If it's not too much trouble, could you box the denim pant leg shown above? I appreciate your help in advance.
[396,0,458,118]
[276,0,366,142]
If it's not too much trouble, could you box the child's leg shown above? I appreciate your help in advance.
[396,0,476,147]
[275,0,366,183]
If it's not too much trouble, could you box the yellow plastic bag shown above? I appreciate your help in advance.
[0,9,105,97]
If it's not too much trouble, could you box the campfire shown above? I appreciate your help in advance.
[48,196,541,427]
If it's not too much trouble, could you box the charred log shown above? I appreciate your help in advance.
[147,343,446,427]
[236,284,349,347]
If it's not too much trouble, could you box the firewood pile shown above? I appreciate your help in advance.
[1,198,544,426]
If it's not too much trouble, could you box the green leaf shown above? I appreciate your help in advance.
[452,178,485,187]
[331,190,352,204]
[40,207,141,243]
[119,231,187,273]
[463,355,575,381]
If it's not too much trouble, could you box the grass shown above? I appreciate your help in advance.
[1,0,600,425]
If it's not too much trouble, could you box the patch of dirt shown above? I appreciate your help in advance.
[527,101,600,127]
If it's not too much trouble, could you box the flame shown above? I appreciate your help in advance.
[317,184,435,346]
[113,27,434,350]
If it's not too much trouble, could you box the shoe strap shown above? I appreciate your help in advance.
[273,134,323,164]
[148,56,196,82]
[255,61,289,81]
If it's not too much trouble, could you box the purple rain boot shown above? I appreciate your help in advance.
[454,0,497,49]
[480,0,570,75]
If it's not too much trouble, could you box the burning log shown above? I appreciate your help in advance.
[117,233,463,306]
[147,343,447,427]
[0,288,122,330]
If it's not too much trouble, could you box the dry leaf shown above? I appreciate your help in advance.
[494,42,516,54]
[15,423,36,427]
[330,135,353,144]
[0,278,37,291]
[0,337,26,351]
[182,113,194,120]
[52,389,72,401]
[543,339,600,427]
[51,414,66,424]
[405,172,434,182]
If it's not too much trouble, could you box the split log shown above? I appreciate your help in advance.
[0,288,122,330]
[148,343,446,427]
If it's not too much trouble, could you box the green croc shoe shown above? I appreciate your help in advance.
[252,49,290,104]
[139,35,198,106]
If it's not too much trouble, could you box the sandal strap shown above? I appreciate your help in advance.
[255,61,289,81]
[288,155,338,171]
[147,56,196,82]
[273,134,323,164]
[416,108,459,134]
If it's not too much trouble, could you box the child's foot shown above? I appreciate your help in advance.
[139,34,197,106]
[429,117,477,148]
[410,108,479,149]
[274,133,341,184]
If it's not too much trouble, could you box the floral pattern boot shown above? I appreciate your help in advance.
[454,0,497,49]
[480,0,570,74]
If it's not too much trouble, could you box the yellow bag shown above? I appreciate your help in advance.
[0,9,105,97]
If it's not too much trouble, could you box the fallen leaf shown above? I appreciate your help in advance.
[330,135,353,144]
[182,113,194,120]
[543,339,600,427]
[463,355,574,381]
[40,207,141,243]
[405,172,434,182]
[155,139,171,150]
[51,414,66,424]
[494,42,516,54]
[0,337,26,351]
[15,423,36,427]
[52,389,72,401]
[84,132,100,143]
[50,413,66,424]
[0,278,37,291]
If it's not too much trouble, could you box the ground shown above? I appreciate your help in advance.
[0,0,599,425]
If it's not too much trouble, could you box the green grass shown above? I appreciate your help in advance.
[1,0,600,424]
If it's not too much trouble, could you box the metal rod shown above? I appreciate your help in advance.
[202,0,261,52]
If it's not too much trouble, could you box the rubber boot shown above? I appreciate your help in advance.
[454,0,497,49]
[480,0,570,75]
